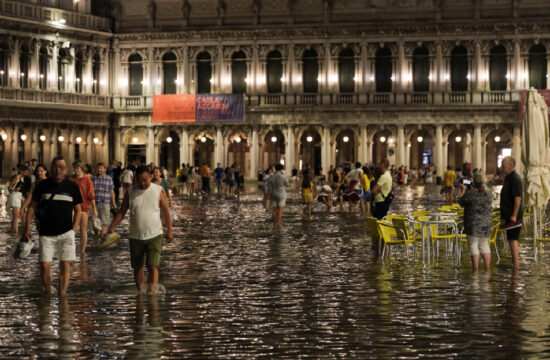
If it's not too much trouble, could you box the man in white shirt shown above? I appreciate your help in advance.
[372,158,393,220]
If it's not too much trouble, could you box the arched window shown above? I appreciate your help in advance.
[75,51,83,93]
[39,47,48,90]
[58,48,68,91]
[196,52,212,94]
[20,44,30,89]
[162,52,177,94]
[92,53,100,94]
[0,43,6,86]
[267,50,282,93]
[489,45,507,91]
[529,44,547,90]
[413,47,430,92]
[375,47,392,92]
[231,51,247,94]
[302,48,319,93]
[128,53,143,96]
[450,46,468,91]
[338,48,355,93]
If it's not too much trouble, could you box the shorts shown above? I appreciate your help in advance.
[302,189,313,204]
[271,199,286,208]
[39,229,76,262]
[444,186,453,194]
[229,179,236,187]
[506,227,521,241]
[362,191,372,203]
[7,192,22,208]
[95,204,111,225]
[130,234,163,269]
[468,235,490,256]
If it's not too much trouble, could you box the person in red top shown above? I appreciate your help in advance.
[69,160,97,256]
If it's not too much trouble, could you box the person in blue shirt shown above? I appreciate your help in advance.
[214,163,224,194]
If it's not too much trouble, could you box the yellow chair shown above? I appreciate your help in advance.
[377,220,415,259]
[429,221,466,256]
[365,217,382,248]
[488,222,501,262]
[414,210,431,219]
[391,217,421,244]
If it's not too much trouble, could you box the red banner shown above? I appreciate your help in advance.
[519,89,550,121]
[153,95,195,123]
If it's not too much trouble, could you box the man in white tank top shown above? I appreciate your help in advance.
[107,166,173,294]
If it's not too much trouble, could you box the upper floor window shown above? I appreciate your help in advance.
[267,50,283,94]
[162,52,177,94]
[338,48,355,93]
[302,48,319,93]
[529,44,547,90]
[196,52,212,94]
[375,47,392,92]
[0,43,7,87]
[128,53,143,96]
[450,46,468,91]
[231,51,247,94]
[413,47,430,92]
[92,53,100,94]
[489,45,507,91]
[39,47,48,90]
[20,44,30,89]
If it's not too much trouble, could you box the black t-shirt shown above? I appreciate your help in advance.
[32,178,83,236]
[10,175,32,197]
[500,170,523,221]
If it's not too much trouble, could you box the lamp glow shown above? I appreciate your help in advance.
[306,136,313,143]
[343,136,349,143]
[380,136,386,143]
[494,136,501,143]
[455,136,462,143]
[417,136,423,143]
[200,136,207,143]
[1,133,7,141]
[93,137,99,144]
[58,135,64,142]
[271,136,277,143]
[76,137,82,143]
[40,135,46,141]
[132,137,138,143]
[20,134,27,141]
[235,136,241,143]
[166,137,173,143]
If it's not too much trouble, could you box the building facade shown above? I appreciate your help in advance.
[1,0,549,178]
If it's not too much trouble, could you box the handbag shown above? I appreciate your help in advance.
[381,188,394,205]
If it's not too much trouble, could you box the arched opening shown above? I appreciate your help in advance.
[529,44,547,90]
[372,131,392,165]
[92,53,101,94]
[451,46,468,91]
[409,130,433,170]
[339,48,355,93]
[39,47,48,90]
[447,130,469,170]
[196,52,212,94]
[194,135,214,167]
[335,129,357,165]
[267,50,283,93]
[58,48,69,91]
[20,44,30,89]
[485,130,512,176]
[489,45,507,91]
[263,130,285,169]
[126,133,147,165]
[162,52,177,94]
[413,47,430,92]
[300,130,322,175]
[0,43,6,86]
[375,47,392,92]
[302,48,319,93]
[228,134,250,178]
[231,51,247,94]
[128,53,143,96]
[160,130,180,174]
[75,51,83,93]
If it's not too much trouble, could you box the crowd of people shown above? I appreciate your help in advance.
[3,153,529,296]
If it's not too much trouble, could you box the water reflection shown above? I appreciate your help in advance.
[0,186,549,358]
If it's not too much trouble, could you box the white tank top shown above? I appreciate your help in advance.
[128,183,163,240]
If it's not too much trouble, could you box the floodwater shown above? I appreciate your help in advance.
[1,184,550,359]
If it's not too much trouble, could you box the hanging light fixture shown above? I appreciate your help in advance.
[417,136,424,143]
[343,136,349,143]
[494,136,501,143]
[39,135,46,141]
[20,134,27,141]
[58,135,64,142]
[235,136,241,143]
[379,136,386,143]
[76,137,82,143]
[166,137,173,143]
[200,136,207,143]
[271,136,277,143]
[306,136,313,143]
[455,136,462,143]
[132,137,138,143]
[93,137,99,144]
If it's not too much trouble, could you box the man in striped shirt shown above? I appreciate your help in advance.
[91,163,117,237]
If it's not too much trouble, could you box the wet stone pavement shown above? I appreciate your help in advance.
[1,184,550,359]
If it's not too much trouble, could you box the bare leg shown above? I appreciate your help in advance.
[471,254,479,274]
[272,208,277,227]
[79,212,89,255]
[481,252,491,272]
[134,267,145,291]
[508,240,519,269]
[41,262,52,294]
[11,207,20,236]
[277,208,284,228]
[58,261,71,296]
[147,265,159,293]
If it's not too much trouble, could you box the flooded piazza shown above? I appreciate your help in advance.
[0,184,549,359]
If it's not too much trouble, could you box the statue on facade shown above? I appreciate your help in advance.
[217,0,226,26]
[148,0,156,27]
[181,0,191,26]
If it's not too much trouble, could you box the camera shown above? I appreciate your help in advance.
[462,179,471,185]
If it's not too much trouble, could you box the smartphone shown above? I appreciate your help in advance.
[463,179,471,185]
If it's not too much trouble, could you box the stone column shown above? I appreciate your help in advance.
[512,41,522,90]
[68,129,75,164]
[367,139,373,164]
[434,125,443,176]
[512,126,522,174]
[435,42,444,92]
[321,127,330,174]
[31,127,39,161]
[396,125,405,168]
[84,49,93,93]
[11,125,19,167]
[99,48,108,95]
[474,41,483,91]
[12,38,20,88]
[358,125,368,164]
[397,41,406,92]
[86,133,93,163]
[405,142,411,167]
[180,128,188,165]
[31,39,40,89]
[249,128,259,180]
[463,132,472,163]
[285,126,294,176]
[49,41,58,90]
[359,42,368,92]
[146,46,154,96]
[146,127,154,164]
[442,140,449,171]
[215,128,223,165]
[113,128,122,162]
[49,127,57,162]
[103,128,109,162]
[66,47,76,92]
[473,125,482,170]
[287,44,296,93]
[112,40,121,95]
